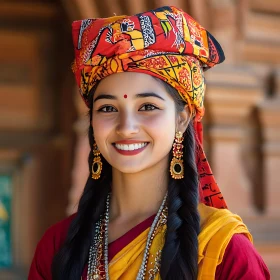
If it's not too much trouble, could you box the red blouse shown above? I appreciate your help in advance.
[28,214,270,279]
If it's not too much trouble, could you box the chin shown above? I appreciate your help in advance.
[109,160,148,174]
[114,166,145,174]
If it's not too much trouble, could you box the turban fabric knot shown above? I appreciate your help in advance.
[72,6,227,209]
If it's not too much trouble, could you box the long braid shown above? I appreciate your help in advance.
[161,122,200,279]
[52,89,112,280]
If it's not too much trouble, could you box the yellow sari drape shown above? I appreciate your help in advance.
[108,204,252,280]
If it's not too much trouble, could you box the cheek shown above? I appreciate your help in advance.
[91,117,111,147]
[92,112,115,130]
[144,110,176,133]
[143,111,176,149]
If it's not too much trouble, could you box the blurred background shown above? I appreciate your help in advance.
[0,0,279,279]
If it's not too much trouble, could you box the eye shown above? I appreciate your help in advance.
[98,105,117,112]
[139,104,159,111]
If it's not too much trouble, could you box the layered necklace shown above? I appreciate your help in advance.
[87,193,168,280]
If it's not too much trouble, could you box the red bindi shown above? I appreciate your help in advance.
[124,94,128,99]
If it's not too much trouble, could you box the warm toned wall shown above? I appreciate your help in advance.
[0,1,76,278]
[0,0,279,279]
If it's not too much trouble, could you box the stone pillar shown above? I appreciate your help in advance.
[258,69,280,216]
[205,65,267,215]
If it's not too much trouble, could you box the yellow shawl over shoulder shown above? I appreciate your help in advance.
[109,204,252,279]
[197,204,252,279]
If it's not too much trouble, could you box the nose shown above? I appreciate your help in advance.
[116,111,140,137]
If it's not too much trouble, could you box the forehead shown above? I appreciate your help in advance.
[95,72,168,96]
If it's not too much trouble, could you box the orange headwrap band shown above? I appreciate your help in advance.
[72,6,227,209]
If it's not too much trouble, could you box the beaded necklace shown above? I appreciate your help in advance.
[87,193,168,280]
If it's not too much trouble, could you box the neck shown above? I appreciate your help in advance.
[110,160,169,221]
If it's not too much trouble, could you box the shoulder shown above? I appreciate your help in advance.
[198,203,252,251]
[38,213,76,251]
[216,234,270,280]
[198,204,270,279]
[28,214,76,280]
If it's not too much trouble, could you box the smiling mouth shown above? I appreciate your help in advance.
[113,142,149,151]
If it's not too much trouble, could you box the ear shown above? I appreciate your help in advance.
[176,104,191,133]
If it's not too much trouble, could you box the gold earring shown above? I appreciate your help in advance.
[92,142,102,180]
[170,131,184,179]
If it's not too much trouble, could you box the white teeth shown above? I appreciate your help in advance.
[115,142,148,151]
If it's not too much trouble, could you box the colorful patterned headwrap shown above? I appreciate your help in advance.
[72,6,227,209]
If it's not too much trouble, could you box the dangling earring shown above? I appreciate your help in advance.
[92,142,102,179]
[170,131,184,179]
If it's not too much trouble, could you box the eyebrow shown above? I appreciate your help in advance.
[93,94,117,102]
[93,92,165,102]
[136,92,165,101]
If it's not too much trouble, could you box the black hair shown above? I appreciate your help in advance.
[52,79,200,279]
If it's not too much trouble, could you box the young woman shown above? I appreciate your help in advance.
[28,6,270,280]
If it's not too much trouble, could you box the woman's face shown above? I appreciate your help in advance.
[92,72,184,174]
